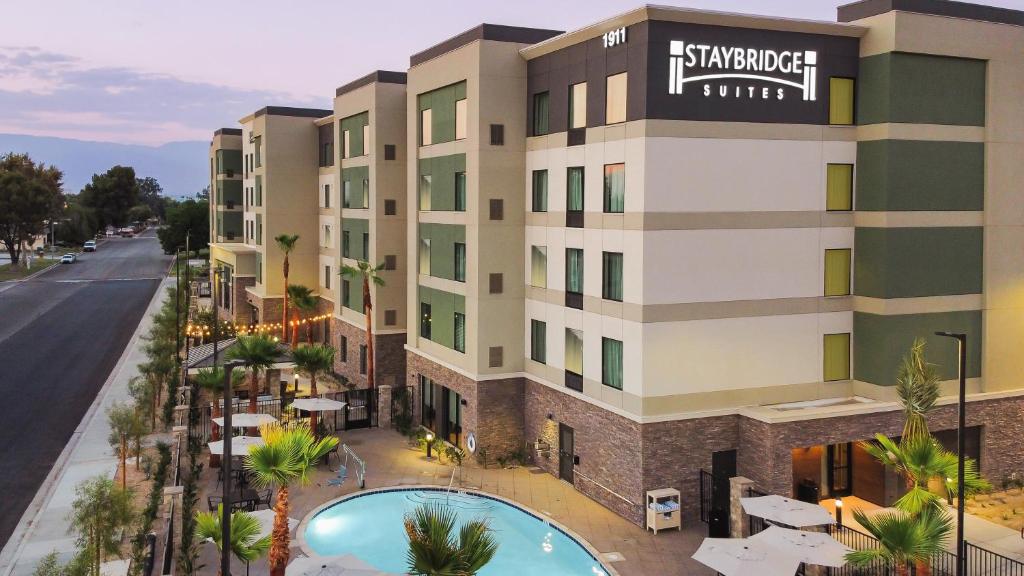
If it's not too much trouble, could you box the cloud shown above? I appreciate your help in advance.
[0,46,324,145]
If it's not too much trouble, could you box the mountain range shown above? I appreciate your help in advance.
[0,133,208,198]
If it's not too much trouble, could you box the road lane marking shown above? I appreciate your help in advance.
[50,277,164,283]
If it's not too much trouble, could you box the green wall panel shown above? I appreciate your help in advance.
[418,154,466,211]
[419,223,465,281]
[417,81,466,145]
[216,149,242,174]
[342,276,364,312]
[857,52,986,126]
[854,227,982,298]
[855,140,984,211]
[219,179,242,205]
[341,166,369,209]
[342,218,369,262]
[340,112,369,157]
[854,310,981,385]
[221,211,243,237]
[419,285,465,349]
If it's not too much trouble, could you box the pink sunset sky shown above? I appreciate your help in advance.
[1,0,1020,146]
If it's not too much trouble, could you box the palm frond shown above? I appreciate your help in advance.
[274,234,299,252]
[290,345,335,377]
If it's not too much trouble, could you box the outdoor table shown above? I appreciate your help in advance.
[229,488,260,511]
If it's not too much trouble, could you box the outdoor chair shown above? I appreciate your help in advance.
[257,489,272,509]
[207,495,223,511]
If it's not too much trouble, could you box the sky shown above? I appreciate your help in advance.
[1,0,1021,146]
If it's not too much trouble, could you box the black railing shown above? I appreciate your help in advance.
[746,486,769,536]
[966,542,1024,576]
[699,469,713,524]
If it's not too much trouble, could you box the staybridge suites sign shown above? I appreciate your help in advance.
[668,41,817,101]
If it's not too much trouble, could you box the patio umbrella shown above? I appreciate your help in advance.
[750,525,852,567]
[692,538,801,576]
[213,413,278,428]
[208,435,266,456]
[291,398,347,412]
[248,508,297,540]
[741,495,835,528]
[286,554,386,576]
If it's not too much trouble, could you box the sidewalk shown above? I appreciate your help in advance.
[0,277,174,576]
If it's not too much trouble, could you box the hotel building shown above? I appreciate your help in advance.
[208,0,1024,527]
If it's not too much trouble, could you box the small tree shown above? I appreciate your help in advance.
[227,335,279,420]
[896,338,940,447]
[68,477,136,576]
[0,153,64,266]
[106,403,144,488]
[194,506,270,576]
[340,260,386,389]
[846,508,951,576]
[284,284,316,346]
[290,344,335,434]
[404,504,498,576]
[274,234,300,341]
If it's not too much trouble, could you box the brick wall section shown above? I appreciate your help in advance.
[331,317,406,389]
[406,351,524,458]
[220,276,255,325]
[245,293,283,328]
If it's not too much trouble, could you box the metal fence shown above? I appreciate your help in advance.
[746,487,769,536]
[699,469,713,524]
[966,541,1024,576]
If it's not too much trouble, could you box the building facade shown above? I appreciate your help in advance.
[207,0,1024,527]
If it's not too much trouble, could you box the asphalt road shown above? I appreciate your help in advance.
[0,231,170,548]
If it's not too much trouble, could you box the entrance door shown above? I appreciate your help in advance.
[828,443,852,497]
[558,423,575,483]
[709,450,737,537]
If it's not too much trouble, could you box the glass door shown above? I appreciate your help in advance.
[558,423,574,483]
[828,442,852,497]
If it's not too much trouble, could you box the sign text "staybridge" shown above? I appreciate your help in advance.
[668,40,818,101]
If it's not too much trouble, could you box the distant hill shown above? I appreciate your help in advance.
[0,133,208,198]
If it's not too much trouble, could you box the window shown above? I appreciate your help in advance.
[343,130,351,159]
[604,164,625,213]
[420,302,432,339]
[384,199,397,216]
[362,232,369,261]
[489,273,503,294]
[602,337,623,390]
[567,166,584,227]
[566,248,583,295]
[359,345,367,375]
[362,124,370,156]
[419,175,431,211]
[361,178,369,209]
[455,172,466,212]
[823,333,851,381]
[830,77,855,126]
[342,231,350,258]
[343,180,352,208]
[824,248,852,296]
[324,265,331,289]
[323,224,332,248]
[454,312,465,353]
[454,242,466,282]
[490,124,504,145]
[826,164,854,211]
[532,91,549,136]
[569,82,587,129]
[565,328,583,377]
[531,246,547,288]
[323,184,331,208]
[421,109,433,145]
[342,279,350,307]
[531,320,546,364]
[254,136,262,167]
[605,72,627,124]
[455,99,467,140]
[602,252,623,301]
[384,144,396,160]
[531,170,548,212]
[419,238,431,275]
[489,199,503,220]
[340,335,348,362]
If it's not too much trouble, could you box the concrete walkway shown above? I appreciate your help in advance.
[0,277,173,576]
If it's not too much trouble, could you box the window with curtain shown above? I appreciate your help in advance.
[533,91,550,136]
[566,248,583,295]
[323,184,331,208]
[823,332,851,381]
[604,163,625,213]
[532,170,548,212]
[343,130,351,159]
[602,337,623,390]
[567,167,584,212]
[362,124,370,155]
[454,242,466,282]
[829,77,855,126]
[531,319,546,364]
[361,178,369,208]
[421,108,433,145]
[602,252,623,301]
[323,224,331,248]
[362,232,369,260]
[455,172,466,212]
[455,99,467,140]
[454,312,466,353]
[342,231,350,258]
[824,248,852,296]
[826,164,854,211]
[419,175,432,211]
[569,82,587,129]
[606,72,627,124]
[343,180,352,208]
[420,302,432,340]
[531,246,547,288]
[565,328,583,376]
[419,238,431,275]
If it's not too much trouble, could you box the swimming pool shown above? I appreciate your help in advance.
[301,487,610,575]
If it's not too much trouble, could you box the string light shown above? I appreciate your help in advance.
[184,314,333,338]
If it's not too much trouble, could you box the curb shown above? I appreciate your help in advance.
[0,276,173,576]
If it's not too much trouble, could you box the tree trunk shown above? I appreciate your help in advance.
[306,319,313,344]
[4,243,19,269]
[281,257,289,341]
[210,398,222,468]
[248,370,259,435]
[268,486,291,576]
[309,374,318,437]
[120,433,127,489]
[291,319,299,349]
[363,278,374,390]
[915,560,931,576]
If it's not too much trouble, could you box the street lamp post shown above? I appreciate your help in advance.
[935,331,967,576]
[175,248,182,363]
[220,359,245,576]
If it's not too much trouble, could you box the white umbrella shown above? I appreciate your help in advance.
[286,554,385,576]
[750,525,852,567]
[741,495,835,528]
[692,538,801,576]
[213,413,277,428]
[248,508,297,540]
[208,435,265,456]
[291,398,347,412]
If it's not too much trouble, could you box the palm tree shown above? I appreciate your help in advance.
[290,345,335,435]
[274,234,299,342]
[896,338,940,446]
[195,505,271,576]
[340,260,386,389]
[846,508,951,576]
[285,284,316,346]
[245,422,338,576]
[403,503,498,576]
[195,366,244,467]
[227,334,278,421]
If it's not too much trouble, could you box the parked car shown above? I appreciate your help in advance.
[60,253,76,264]
[83,240,96,252]
[119,228,134,238]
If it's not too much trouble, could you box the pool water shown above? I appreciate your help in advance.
[303,488,609,575]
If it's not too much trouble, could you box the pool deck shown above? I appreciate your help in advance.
[194,427,714,575]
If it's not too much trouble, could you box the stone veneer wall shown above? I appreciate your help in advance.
[245,293,283,328]
[220,276,255,325]
[406,351,524,458]
[332,317,406,389]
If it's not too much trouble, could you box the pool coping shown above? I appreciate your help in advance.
[295,484,621,576]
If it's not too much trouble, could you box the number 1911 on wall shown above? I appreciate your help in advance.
[603,27,627,48]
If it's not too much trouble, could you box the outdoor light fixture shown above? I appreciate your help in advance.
[834,498,843,526]
[294,373,299,393]
[547,413,553,420]
[935,331,967,576]
[425,432,434,459]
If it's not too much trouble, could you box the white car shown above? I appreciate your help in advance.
[83,240,96,252]
[60,253,76,264]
